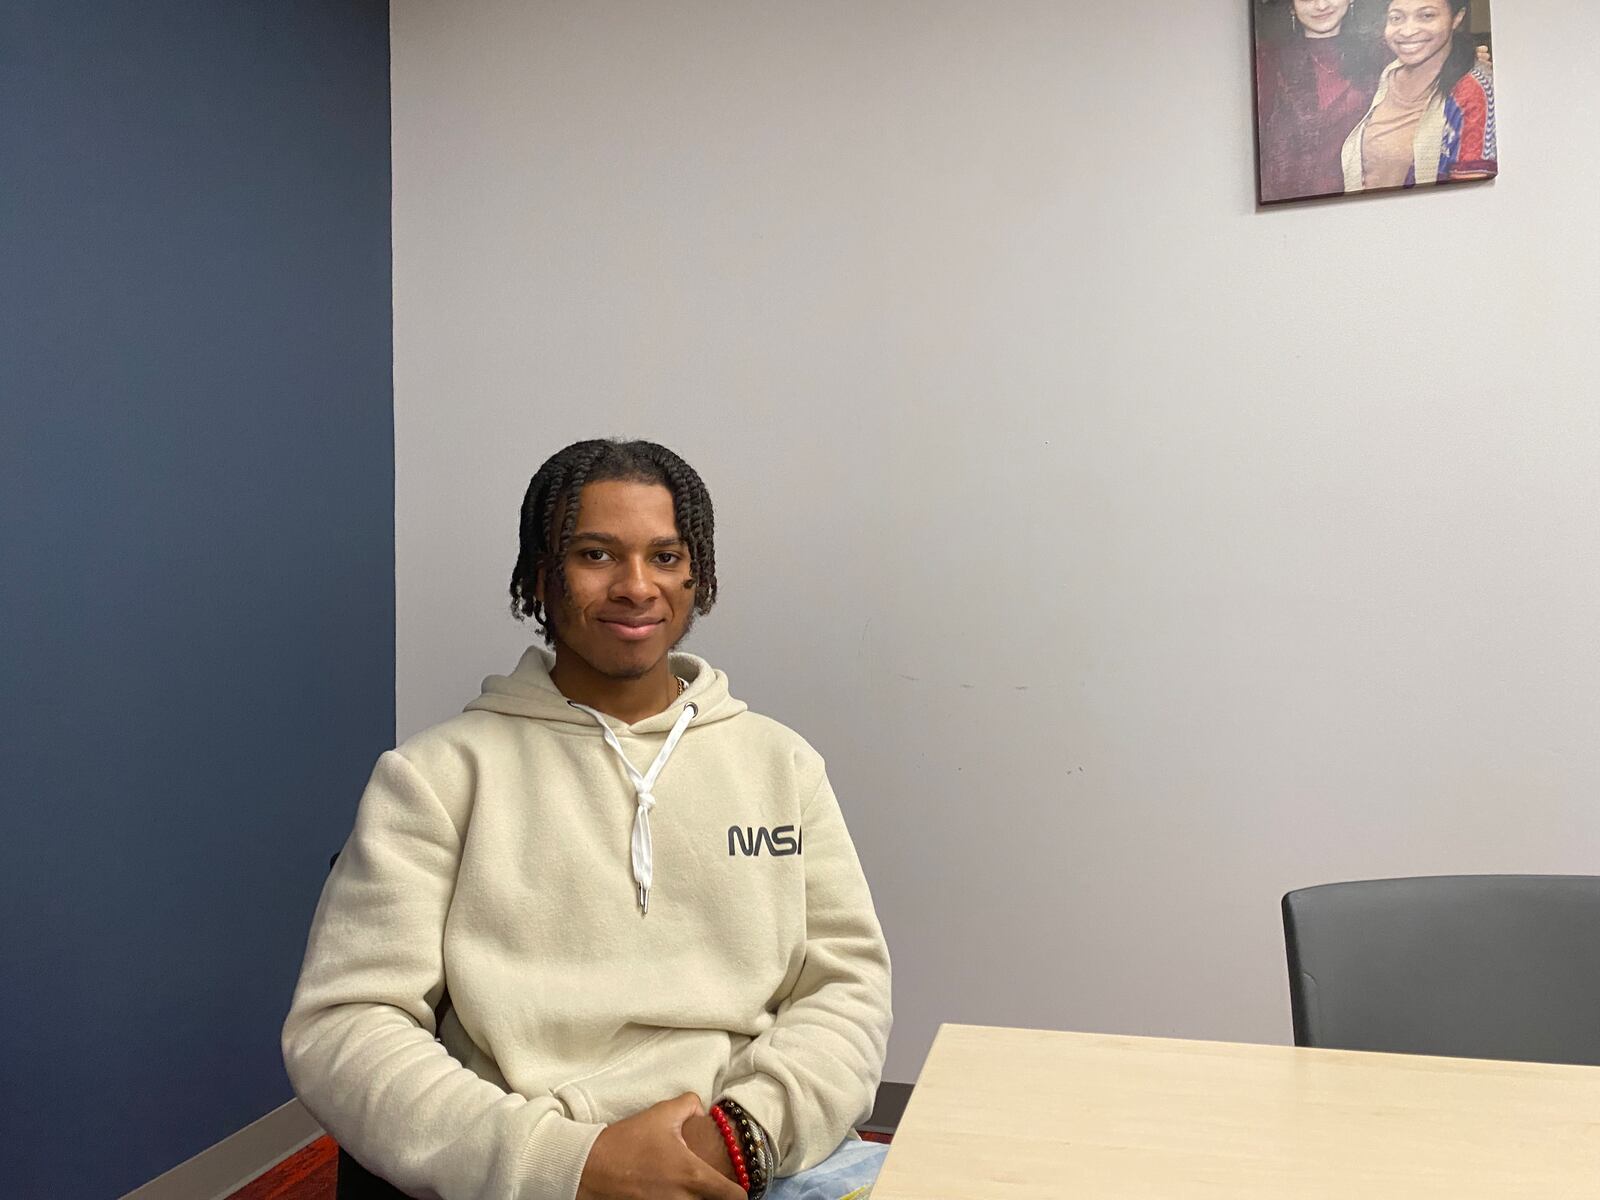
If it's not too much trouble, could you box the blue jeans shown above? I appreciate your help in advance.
[767,1138,889,1200]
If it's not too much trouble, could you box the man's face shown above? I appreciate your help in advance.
[539,479,696,682]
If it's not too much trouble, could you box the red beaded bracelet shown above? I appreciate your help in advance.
[710,1103,751,1192]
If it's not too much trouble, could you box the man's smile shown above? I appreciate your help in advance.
[599,617,665,641]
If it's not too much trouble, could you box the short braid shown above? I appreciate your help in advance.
[509,438,719,645]
[659,453,717,613]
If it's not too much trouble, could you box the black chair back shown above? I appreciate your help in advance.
[337,1147,411,1199]
[1282,874,1600,1065]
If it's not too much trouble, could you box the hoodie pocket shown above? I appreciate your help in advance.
[553,1027,736,1125]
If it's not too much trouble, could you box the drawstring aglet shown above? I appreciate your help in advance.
[638,885,649,916]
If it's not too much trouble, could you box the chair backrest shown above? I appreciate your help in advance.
[337,1147,411,1200]
[1282,874,1600,1066]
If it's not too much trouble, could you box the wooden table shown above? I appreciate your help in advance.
[869,1024,1600,1198]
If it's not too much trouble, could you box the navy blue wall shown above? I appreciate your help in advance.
[1,4,393,1194]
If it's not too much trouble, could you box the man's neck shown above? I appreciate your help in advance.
[550,650,680,725]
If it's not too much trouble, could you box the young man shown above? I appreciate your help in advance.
[283,439,892,1200]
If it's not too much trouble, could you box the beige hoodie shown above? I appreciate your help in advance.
[281,647,891,1200]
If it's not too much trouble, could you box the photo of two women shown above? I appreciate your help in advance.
[1254,0,1498,204]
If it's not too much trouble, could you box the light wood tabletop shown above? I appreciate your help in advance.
[869,1024,1600,1199]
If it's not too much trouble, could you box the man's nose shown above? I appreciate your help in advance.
[611,558,656,602]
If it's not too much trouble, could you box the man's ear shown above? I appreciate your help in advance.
[534,565,547,606]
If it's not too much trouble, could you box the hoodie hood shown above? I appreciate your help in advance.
[464,645,748,734]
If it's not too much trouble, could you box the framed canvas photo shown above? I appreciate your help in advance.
[1252,0,1498,204]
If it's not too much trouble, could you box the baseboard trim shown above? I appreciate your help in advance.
[120,1098,324,1200]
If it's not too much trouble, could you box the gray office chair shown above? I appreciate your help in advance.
[1282,874,1600,1066]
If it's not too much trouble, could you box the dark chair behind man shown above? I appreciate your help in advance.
[1282,874,1600,1066]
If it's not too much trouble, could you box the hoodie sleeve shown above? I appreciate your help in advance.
[281,750,605,1200]
[718,770,892,1175]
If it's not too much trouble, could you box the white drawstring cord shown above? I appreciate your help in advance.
[568,700,697,915]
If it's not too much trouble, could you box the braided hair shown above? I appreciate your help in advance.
[510,439,718,646]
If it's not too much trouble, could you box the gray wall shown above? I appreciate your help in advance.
[0,3,393,1194]
[391,1,1599,1086]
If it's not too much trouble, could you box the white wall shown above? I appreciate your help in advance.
[392,1,1600,1083]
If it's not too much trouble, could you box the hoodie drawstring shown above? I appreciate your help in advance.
[568,701,697,916]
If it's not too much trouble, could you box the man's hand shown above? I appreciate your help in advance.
[682,1112,739,1183]
[578,1093,746,1200]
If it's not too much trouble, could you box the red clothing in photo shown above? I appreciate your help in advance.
[1256,35,1377,203]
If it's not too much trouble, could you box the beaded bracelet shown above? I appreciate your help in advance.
[710,1103,751,1193]
[714,1098,772,1200]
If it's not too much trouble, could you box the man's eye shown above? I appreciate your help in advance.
[579,548,610,562]
[655,552,682,566]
